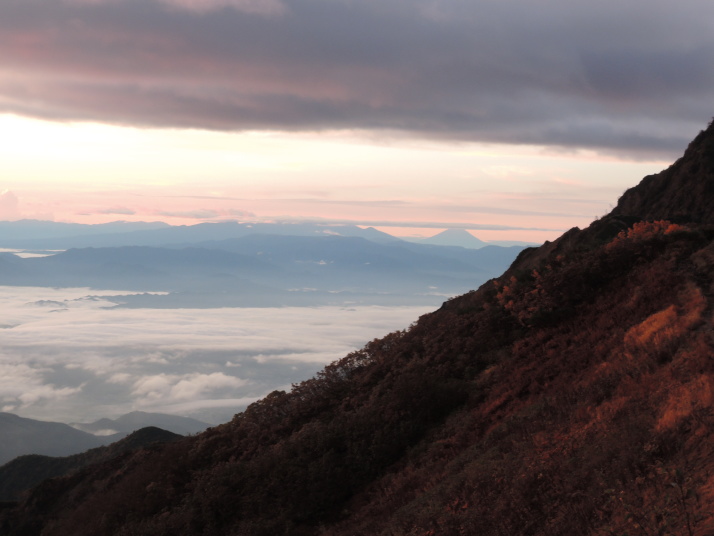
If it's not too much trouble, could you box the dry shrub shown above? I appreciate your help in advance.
[656,374,714,432]
[624,283,706,362]
[605,220,685,252]
[582,360,622,404]
[625,305,678,348]
[678,282,707,328]
[593,395,630,425]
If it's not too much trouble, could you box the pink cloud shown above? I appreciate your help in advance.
[154,208,256,220]
[156,209,221,219]
[99,207,136,215]
[0,190,21,220]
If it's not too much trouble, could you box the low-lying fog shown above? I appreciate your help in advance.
[0,286,433,425]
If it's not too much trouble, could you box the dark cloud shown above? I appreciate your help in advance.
[0,0,712,157]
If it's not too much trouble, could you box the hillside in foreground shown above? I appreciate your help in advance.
[2,119,714,535]
[0,427,181,503]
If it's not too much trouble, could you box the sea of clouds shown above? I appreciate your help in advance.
[0,286,432,425]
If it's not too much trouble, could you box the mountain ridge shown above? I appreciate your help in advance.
[405,228,489,249]
[70,411,211,439]
[613,118,714,223]
[0,221,401,250]
[0,237,525,307]
[0,413,103,466]
[508,117,714,277]
[2,119,714,535]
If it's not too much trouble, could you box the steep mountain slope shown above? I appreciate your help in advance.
[2,119,714,536]
[612,125,714,223]
[0,427,181,502]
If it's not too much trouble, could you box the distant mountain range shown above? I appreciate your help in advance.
[0,220,530,250]
[0,413,103,466]
[403,228,535,248]
[0,223,529,307]
[0,221,399,250]
[70,411,211,439]
[405,228,489,248]
[0,220,170,244]
[0,411,211,466]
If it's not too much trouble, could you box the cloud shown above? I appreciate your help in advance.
[277,199,589,218]
[0,190,20,220]
[132,372,248,403]
[98,206,137,215]
[146,396,263,415]
[0,361,83,412]
[65,0,286,16]
[0,0,711,157]
[225,208,256,218]
[159,0,286,15]
[155,208,256,219]
[0,286,432,423]
[271,217,566,232]
[156,209,222,219]
[18,384,84,406]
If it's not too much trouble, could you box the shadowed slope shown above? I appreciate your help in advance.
[613,119,714,223]
[0,427,182,502]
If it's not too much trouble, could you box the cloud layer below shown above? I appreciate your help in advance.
[0,286,431,424]
[1,0,712,157]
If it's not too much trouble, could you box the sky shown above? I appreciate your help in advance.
[1,0,713,242]
[0,286,432,423]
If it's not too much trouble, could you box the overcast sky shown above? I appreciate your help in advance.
[1,0,712,241]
